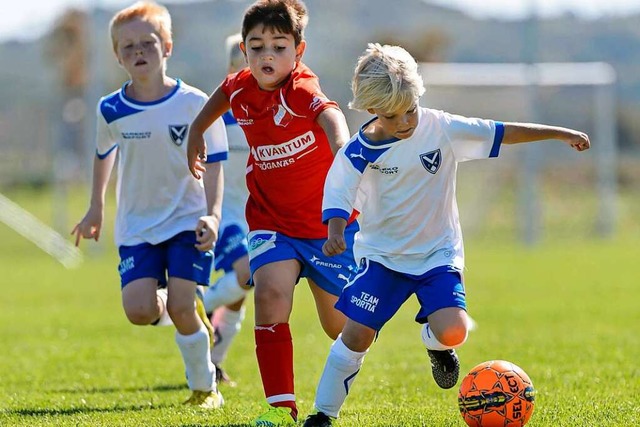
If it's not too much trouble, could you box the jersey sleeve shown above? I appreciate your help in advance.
[288,73,340,122]
[322,141,362,223]
[204,116,229,163]
[95,99,118,159]
[442,112,504,162]
[220,70,244,100]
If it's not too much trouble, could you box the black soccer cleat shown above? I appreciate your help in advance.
[427,349,460,389]
[302,411,334,427]
[214,364,237,387]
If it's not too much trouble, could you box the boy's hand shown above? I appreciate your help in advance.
[323,233,346,257]
[187,131,208,179]
[71,207,103,247]
[194,215,219,252]
[565,132,591,152]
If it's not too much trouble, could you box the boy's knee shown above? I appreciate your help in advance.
[166,300,193,320]
[437,324,468,348]
[124,306,157,325]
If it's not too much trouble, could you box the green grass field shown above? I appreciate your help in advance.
[0,183,638,426]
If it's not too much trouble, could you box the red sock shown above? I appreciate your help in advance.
[255,323,297,420]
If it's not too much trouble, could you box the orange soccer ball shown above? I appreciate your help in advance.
[458,360,536,427]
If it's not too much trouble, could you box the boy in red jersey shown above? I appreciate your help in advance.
[186,1,358,425]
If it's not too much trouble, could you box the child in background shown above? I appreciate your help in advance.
[71,1,227,409]
[186,1,358,425]
[202,32,252,386]
[303,43,590,426]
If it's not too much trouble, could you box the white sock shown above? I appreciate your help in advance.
[203,272,248,313]
[314,335,368,418]
[210,306,246,365]
[153,288,173,327]
[175,326,216,391]
[421,323,463,350]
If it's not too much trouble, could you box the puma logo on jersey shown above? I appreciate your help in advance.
[104,100,119,112]
[169,124,189,146]
[349,148,366,161]
[337,273,351,284]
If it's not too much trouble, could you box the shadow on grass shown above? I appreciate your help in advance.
[4,403,165,417]
[51,382,187,394]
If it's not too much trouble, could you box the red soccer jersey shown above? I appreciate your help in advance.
[221,62,340,239]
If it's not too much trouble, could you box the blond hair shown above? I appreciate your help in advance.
[109,1,172,52]
[349,43,425,113]
[225,33,245,73]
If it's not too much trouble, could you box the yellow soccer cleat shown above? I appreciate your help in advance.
[183,389,224,409]
[254,406,296,426]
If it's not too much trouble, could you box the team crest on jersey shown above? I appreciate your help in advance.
[269,104,293,127]
[420,149,441,174]
[169,124,189,146]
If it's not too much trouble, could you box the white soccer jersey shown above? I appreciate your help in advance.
[322,107,504,275]
[96,79,228,247]
[220,110,249,229]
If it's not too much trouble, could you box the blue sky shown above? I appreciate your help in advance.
[2,0,640,42]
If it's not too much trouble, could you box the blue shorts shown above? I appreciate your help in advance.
[213,222,248,273]
[335,259,467,331]
[247,221,359,296]
[117,231,214,288]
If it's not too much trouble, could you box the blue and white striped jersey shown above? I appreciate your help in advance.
[322,107,504,275]
[96,79,228,247]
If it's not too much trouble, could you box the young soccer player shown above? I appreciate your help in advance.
[71,1,227,409]
[302,43,591,426]
[186,1,358,424]
[202,32,252,386]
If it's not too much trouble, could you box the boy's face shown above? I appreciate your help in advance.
[114,18,171,80]
[369,103,419,140]
[240,24,305,91]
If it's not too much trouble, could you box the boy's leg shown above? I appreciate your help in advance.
[306,259,410,425]
[416,269,469,389]
[166,232,221,408]
[169,277,222,408]
[206,223,250,313]
[210,303,245,385]
[308,279,346,340]
[208,236,252,382]
[121,278,163,325]
[305,321,373,425]
[204,271,249,312]
[152,286,173,326]
[252,259,299,424]
[119,242,167,325]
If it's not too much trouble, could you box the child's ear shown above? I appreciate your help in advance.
[239,41,247,57]
[163,40,173,58]
[367,108,376,115]
[295,40,306,61]
[114,51,124,68]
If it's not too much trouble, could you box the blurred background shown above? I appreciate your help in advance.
[1,5,638,425]
[0,0,639,247]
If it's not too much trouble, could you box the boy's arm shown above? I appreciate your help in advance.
[317,108,351,155]
[323,217,348,257]
[194,161,223,252]
[71,151,117,246]
[187,86,230,179]
[502,122,590,151]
